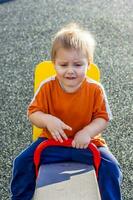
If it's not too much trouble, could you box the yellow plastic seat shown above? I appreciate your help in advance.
[33,61,100,141]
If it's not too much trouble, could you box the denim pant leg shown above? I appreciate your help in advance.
[10,137,44,200]
[71,146,123,200]
[98,147,123,200]
[10,138,73,200]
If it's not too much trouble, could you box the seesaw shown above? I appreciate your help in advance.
[33,138,101,200]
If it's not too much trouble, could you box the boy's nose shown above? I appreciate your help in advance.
[66,66,75,73]
[66,69,75,75]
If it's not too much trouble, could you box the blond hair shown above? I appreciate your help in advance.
[51,23,96,64]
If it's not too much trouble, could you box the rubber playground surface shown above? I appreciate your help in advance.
[0,0,132,199]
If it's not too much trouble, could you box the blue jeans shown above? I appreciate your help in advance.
[10,137,122,200]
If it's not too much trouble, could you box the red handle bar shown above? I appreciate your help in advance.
[34,138,101,178]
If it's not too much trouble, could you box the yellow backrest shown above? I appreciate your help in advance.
[33,61,100,141]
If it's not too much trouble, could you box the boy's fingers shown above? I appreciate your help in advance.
[51,132,58,141]
[59,130,68,140]
[55,132,63,143]
[83,144,88,149]
[75,143,80,149]
[72,140,76,148]
[51,131,63,143]
[72,140,81,148]
[79,144,84,149]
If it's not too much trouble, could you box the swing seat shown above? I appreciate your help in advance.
[32,61,101,200]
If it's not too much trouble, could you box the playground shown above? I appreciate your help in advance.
[0,0,132,199]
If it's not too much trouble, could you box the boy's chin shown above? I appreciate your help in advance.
[63,83,82,93]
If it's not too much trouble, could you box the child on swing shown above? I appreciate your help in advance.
[11,23,122,200]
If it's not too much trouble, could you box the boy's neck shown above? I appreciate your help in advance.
[58,78,86,93]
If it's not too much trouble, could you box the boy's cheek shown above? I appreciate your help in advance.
[54,66,65,74]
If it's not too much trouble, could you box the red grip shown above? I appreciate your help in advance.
[34,139,101,178]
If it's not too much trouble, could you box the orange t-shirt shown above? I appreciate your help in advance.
[28,76,112,147]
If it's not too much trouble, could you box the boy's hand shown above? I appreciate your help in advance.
[72,129,91,149]
[45,115,72,143]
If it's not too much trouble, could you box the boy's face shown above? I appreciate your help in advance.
[54,48,88,93]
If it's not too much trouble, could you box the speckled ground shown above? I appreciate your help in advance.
[0,0,132,199]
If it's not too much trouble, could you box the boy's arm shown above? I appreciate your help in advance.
[29,111,51,128]
[82,118,108,138]
[72,118,108,149]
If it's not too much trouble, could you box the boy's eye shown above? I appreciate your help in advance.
[60,64,68,67]
[74,63,82,67]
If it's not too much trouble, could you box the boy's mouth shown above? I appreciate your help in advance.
[65,77,76,80]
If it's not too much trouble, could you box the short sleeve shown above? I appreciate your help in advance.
[27,83,47,117]
[92,84,113,121]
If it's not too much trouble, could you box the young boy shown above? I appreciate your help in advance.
[10,23,122,200]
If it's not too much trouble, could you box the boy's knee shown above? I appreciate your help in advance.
[100,159,122,182]
[13,156,22,169]
[13,153,27,168]
[110,160,122,180]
